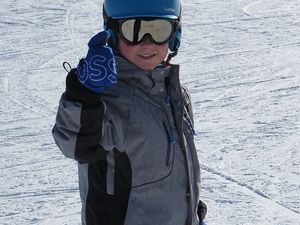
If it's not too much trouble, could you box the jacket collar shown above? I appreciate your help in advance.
[115,56,176,96]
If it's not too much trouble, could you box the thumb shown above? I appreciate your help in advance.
[88,31,109,47]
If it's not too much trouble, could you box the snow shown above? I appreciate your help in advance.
[0,0,299,224]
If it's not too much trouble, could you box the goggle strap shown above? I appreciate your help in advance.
[106,19,119,33]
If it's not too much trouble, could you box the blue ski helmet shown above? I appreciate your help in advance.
[103,0,182,52]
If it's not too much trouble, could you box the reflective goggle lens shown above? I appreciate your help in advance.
[120,19,174,45]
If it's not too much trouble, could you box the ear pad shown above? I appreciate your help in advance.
[169,29,181,52]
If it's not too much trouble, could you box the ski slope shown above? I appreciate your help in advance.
[0,0,299,224]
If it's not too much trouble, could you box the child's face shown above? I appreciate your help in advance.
[118,38,169,71]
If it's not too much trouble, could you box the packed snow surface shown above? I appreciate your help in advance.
[0,0,299,224]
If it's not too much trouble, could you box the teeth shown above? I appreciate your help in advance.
[138,53,155,58]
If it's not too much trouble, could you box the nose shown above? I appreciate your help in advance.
[141,34,153,45]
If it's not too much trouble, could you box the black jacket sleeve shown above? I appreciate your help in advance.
[52,69,107,163]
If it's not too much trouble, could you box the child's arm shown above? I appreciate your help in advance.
[182,87,208,223]
[52,69,108,163]
[52,31,117,163]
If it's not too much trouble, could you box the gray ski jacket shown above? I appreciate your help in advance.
[52,56,206,225]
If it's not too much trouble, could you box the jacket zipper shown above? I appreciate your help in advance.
[165,85,171,105]
[162,121,175,166]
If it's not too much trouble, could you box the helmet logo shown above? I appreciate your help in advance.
[164,7,176,13]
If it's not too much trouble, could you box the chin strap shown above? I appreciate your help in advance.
[164,50,178,66]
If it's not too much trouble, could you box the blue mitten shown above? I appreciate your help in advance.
[77,31,117,93]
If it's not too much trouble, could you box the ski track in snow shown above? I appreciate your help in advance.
[0,0,299,224]
[200,164,300,215]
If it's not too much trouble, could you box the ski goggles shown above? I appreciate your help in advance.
[114,18,180,45]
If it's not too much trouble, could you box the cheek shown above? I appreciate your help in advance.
[159,44,169,57]
[118,40,136,58]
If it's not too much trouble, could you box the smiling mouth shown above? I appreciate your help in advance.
[137,53,156,59]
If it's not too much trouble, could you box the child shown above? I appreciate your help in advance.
[52,0,207,224]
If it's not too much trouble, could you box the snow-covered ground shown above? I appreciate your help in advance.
[0,0,299,224]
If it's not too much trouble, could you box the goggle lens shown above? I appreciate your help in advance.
[120,19,175,45]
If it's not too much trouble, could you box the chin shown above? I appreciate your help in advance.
[138,64,156,71]
[136,59,161,71]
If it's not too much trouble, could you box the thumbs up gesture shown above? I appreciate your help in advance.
[76,31,117,93]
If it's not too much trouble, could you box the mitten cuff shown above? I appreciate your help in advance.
[65,69,102,105]
[198,200,207,223]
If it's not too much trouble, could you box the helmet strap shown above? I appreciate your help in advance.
[164,50,178,66]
